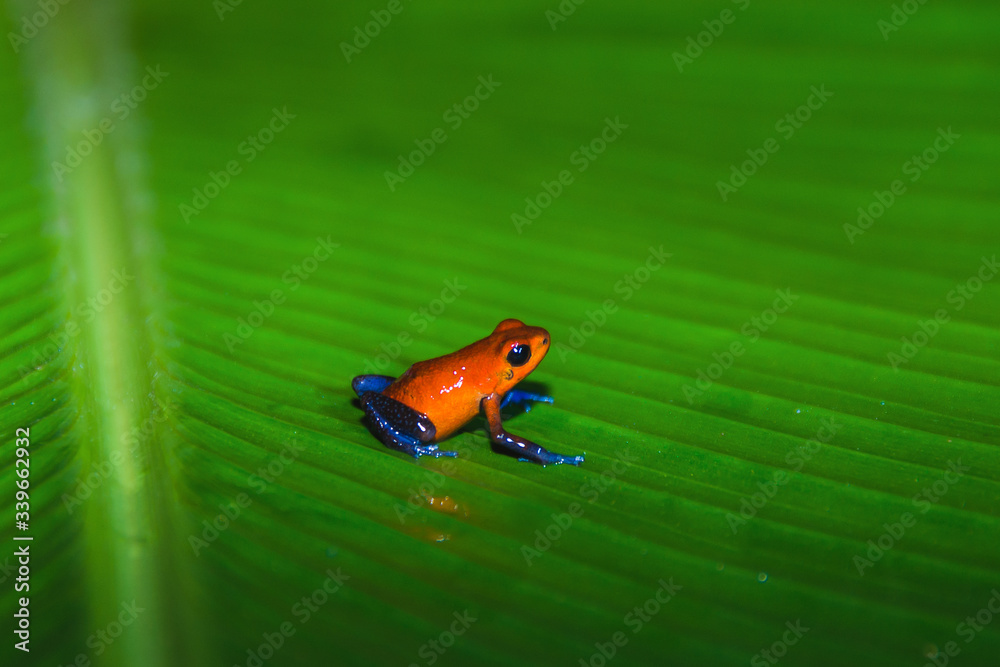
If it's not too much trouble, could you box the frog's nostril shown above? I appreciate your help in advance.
[542,338,548,345]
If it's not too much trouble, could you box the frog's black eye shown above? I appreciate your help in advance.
[507,344,531,367]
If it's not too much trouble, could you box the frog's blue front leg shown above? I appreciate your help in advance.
[483,395,582,466]
[500,389,554,412]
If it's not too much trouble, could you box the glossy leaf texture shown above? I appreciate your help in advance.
[1,1,999,666]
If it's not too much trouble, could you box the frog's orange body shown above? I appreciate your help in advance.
[382,319,549,442]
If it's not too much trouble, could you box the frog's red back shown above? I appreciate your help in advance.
[382,319,550,442]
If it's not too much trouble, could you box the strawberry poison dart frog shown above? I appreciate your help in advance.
[352,319,584,466]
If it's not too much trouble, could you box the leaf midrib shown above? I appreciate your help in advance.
[12,0,182,665]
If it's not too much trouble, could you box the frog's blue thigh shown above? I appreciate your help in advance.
[359,391,458,459]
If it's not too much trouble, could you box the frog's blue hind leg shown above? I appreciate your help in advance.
[353,374,452,458]
[500,389,554,412]
[352,374,395,397]
[358,391,458,459]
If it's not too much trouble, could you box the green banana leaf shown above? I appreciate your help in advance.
[2,1,999,666]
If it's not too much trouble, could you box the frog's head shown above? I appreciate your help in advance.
[490,318,550,394]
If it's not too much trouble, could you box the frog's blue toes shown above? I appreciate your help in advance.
[501,390,555,412]
[517,452,584,466]
[413,444,459,459]
[545,452,585,466]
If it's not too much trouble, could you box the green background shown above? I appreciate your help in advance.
[1,1,998,666]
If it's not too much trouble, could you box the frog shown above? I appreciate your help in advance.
[352,319,584,466]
